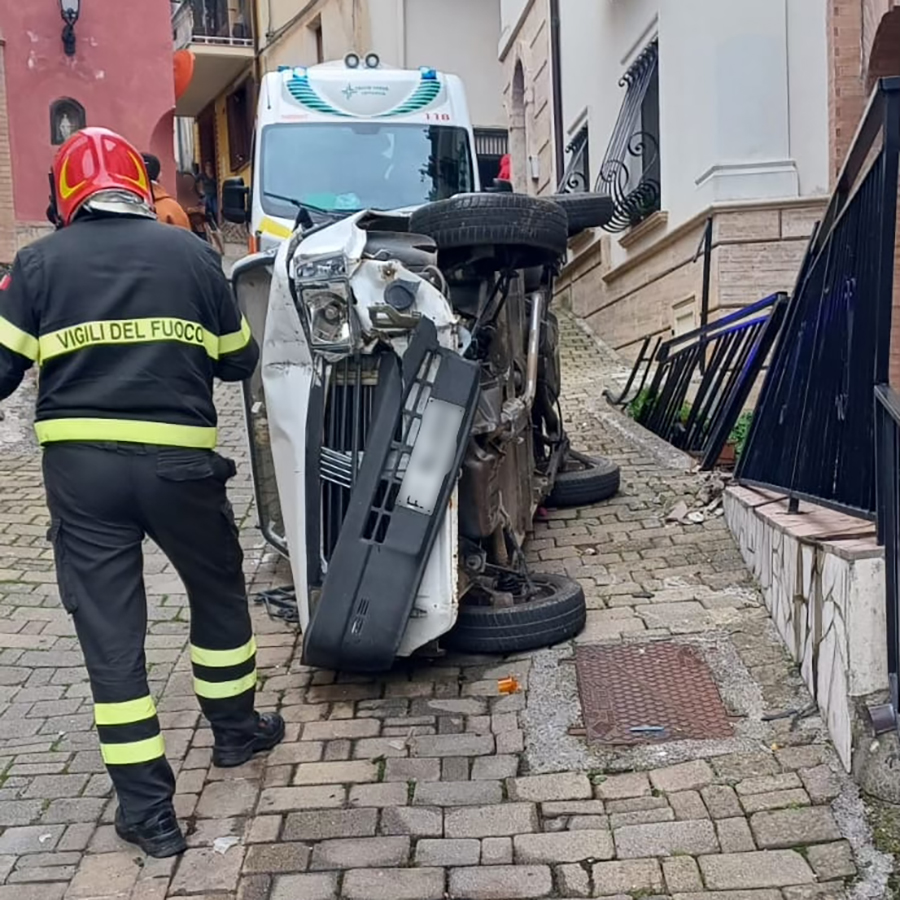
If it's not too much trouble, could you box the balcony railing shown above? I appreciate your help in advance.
[173,0,253,50]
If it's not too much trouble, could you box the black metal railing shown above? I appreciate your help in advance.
[557,40,660,232]
[873,384,900,733]
[736,77,900,519]
[632,293,787,469]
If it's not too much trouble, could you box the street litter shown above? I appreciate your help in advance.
[498,676,521,694]
[213,836,240,855]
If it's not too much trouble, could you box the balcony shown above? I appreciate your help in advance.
[173,0,254,117]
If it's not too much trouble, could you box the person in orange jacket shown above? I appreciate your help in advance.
[141,154,191,230]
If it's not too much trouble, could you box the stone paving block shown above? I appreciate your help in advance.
[449,864,552,899]
[7,863,79,883]
[0,858,12,884]
[445,802,538,838]
[700,850,816,889]
[0,800,45,826]
[196,778,259,818]
[242,842,310,874]
[542,800,606,818]
[613,819,719,858]
[594,772,651,800]
[806,840,856,879]
[663,856,704,892]
[701,785,744,819]
[514,829,614,863]
[775,746,828,770]
[343,867,445,900]
[481,836,513,865]
[0,886,66,900]
[669,790,709,820]
[781,882,850,899]
[383,758,441,782]
[65,851,143,898]
[557,862,591,897]
[649,760,714,793]
[711,753,780,780]
[414,780,502,806]
[604,796,668,813]
[591,858,664,896]
[750,807,842,848]
[508,773,592,802]
[301,718,380,740]
[672,893,782,900]
[717,816,756,852]
[282,808,377,841]
[348,782,409,807]
[57,823,94,852]
[410,734,494,757]
[40,798,106,824]
[257,785,345,813]
[266,741,324,765]
[380,805,442,836]
[799,765,842,804]
[309,836,410,870]
[569,815,610,831]
[293,760,378,785]
[735,773,802,795]
[441,757,470,781]
[415,838,481,866]
[0,824,64,853]
[269,872,338,900]
[609,807,675,829]
[244,815,282,844]
[740,789,811,814]
[471,754,519,780]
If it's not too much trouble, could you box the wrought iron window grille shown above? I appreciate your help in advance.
[558,40,661,233]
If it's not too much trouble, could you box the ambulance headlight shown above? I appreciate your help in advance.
[302,285,354,353]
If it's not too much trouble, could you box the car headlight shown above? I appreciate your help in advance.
[296,254,347,280]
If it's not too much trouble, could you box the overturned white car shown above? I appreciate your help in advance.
[232,187,619,673]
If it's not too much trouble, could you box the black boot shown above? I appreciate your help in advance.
[212,711,286,768]
[115,806,186,858]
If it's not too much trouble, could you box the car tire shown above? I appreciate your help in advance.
[550,192,615,235]
[445,574,586,654]
[409,193,569,267]
[547,450,620,507]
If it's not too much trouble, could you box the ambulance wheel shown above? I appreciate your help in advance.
[409,193,569,269]
[445,574,586,654]
[550,192,615,235]
[547,450,620,508]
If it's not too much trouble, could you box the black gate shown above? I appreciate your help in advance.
[736,77,900,519]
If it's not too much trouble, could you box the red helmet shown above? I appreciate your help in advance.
[51,127,154,226]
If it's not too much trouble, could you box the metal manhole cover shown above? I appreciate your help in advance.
[575,643,733,745]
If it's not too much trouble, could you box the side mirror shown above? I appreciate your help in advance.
[485,178,514,194]
[223,177,249,224]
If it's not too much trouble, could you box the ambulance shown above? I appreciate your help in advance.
[222,53,481,251]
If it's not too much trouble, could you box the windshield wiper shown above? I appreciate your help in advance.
[264,191,335,217]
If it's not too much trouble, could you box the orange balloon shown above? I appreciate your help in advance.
[174,50,195,101]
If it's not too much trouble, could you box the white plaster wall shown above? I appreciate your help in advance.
[500,0,530,55]
[724,490,889,772]
[556,0,829,267]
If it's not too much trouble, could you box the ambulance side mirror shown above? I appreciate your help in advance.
[223,177,250,224]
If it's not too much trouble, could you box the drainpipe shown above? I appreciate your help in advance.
[549,0,565,186]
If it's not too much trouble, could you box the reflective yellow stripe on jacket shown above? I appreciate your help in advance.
[34,418,218,448]
[0,316,39,361]
[37,315,252,364]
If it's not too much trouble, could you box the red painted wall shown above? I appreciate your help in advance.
[0,0,175,223]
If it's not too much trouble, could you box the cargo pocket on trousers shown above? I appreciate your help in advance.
[156,449,217,482]
[47,520,78,614]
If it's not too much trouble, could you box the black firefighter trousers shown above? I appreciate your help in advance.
[42,443,258,826]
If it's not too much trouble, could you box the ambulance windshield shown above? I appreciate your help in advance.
[260,122,474,218]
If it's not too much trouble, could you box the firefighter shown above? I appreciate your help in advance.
[0,128,284,858]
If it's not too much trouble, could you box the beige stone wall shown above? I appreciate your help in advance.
[557,201,827,360]
[499,0,556,196]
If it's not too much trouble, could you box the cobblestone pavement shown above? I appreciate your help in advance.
[0,314,890,900]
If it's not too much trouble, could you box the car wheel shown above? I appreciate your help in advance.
[409,193,569,269]
[549,192,615,235]
[547,450,620,507]
[445,573,586,654]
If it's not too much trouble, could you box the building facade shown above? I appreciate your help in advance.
[173,0,506,231]
[0,1,177,262]
[500,0,833,358]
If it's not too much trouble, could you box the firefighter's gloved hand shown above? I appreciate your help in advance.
[211,453,237,483]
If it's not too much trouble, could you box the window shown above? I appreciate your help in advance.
[50,98,86,145]
[226,80,254,170]
[310,17,324,63]
[558,124,590,193]
[473,128,509,187]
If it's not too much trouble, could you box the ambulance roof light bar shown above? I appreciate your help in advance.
[344,52,381,69]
